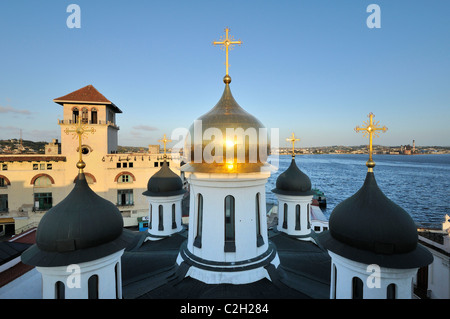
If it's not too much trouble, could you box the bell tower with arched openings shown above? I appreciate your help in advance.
[54,84,122,161]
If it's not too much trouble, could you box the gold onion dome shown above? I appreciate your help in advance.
[185,76,270,173]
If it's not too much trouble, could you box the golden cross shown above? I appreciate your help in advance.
[286,132,301,158]
[64,117,96,173]
[158,134,172,158]
[355,112,387,171]
[213,27,242,76]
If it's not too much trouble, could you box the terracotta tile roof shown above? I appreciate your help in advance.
[0,261,34,288]
[9,228,37,245]
[53,84,122,113]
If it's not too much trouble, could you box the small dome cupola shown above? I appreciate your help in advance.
[21,121,134,299]
[323,170,432,268]
[144,134,185,197]
[142,135,186,240]
[319,113,433,269]
[143,160,186,197]
[272,158,313,196]
[22,173,129,267]
[318,113,433,299]
[271,133,315,239]
[273,132,313,196]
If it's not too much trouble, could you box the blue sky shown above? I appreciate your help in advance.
[0,0,449,148]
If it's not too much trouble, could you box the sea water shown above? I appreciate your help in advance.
[265,154,450,229]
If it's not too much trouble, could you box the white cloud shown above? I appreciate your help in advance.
[132,125,158,131]
[0,105,31,115]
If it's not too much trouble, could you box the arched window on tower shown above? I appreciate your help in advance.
[55,281,65,299]
[88,275,99,299]
[172,203,177,229]
[255,193,264,247]
[81,107,88,124]
[158,205,164,231]
[72,108,79,123]
[194,194,203,248]
[224,195,236,252]
[283,203,288,229]
[295,204,301,230]
[91,108,98,124]
[352,277,364,299]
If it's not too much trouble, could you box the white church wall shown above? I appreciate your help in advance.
[329,251,418,299]
[275,193,313,237]
[36,249,123,299]
[0,267,42,299]
[146,194,184,238]
[187,172,269,263]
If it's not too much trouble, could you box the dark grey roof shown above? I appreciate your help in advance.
[21,173,135,267]
[121,229,331,299]
[272,158,314,196]
[0,242,31,265]
[317,171,433,269]
[143,160,186,197]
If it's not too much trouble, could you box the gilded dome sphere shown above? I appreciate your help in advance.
[186,78,270,173]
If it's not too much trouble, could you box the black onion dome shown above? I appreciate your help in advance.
[143,160,186,197]
[21,173,134,267]
[272,158,314,196]
[318,172,433,269]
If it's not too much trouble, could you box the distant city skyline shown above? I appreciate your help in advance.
[1,1,449,149]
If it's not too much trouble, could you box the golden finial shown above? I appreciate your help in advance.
[158,134,172,159]
[286,132,301,158]
[64,117,96,173]
[355,112,388,172]
[213,27,242,82]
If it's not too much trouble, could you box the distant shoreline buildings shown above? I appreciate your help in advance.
[276,144,450,156]
[1,139,449,156]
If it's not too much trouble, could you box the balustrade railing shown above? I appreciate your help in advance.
[58,119,119,129]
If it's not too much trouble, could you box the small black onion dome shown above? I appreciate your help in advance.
[272,158,314,196]
[318,172,433,269]
[21,173,134,267]
[143,160,186,197]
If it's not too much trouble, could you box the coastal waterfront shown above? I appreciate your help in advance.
[266,154,450,229]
